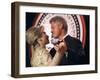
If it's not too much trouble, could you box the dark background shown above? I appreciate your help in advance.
[26,13,39,67]
[25,12,89,67]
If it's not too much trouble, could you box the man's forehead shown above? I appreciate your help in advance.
[51,21,60,25]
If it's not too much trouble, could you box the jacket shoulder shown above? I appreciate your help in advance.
[64,35,85,56]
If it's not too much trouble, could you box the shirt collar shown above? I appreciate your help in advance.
[59,33,68,41]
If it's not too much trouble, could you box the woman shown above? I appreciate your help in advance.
[26,26,62,67]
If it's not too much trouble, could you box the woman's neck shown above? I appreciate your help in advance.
[39,44,46,48]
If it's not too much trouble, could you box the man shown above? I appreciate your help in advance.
[49,16,87,65]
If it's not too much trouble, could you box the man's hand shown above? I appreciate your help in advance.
[54,40,67,54]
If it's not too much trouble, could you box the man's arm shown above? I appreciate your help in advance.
[64,35,86,64]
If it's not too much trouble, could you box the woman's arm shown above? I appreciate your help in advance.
[48,52,63,66]
[30,45,35,66]
[47,42,66,66]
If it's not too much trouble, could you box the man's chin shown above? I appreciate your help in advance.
[46,41,49,44]
[53,36,58,39]
[52,35,58,38]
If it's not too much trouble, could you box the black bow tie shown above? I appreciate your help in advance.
[57,40,63,44]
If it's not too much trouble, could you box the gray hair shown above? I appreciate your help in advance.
[50,16,68,33]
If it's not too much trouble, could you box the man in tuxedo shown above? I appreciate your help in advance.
[49,16,87,65]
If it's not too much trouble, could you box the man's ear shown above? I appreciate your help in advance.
[59,23,63,29]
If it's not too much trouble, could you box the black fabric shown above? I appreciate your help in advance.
[50,35,87,65]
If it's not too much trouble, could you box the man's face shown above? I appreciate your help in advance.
[51,22,62,38]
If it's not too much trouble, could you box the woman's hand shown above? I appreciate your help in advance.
[54,41,67,54]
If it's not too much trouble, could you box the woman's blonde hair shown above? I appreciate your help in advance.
[26,26,44,46]
[26,26,40,46]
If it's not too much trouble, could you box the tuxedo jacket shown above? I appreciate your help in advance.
[50,35,88,65]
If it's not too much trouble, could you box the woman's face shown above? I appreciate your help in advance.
[38,32,49,45]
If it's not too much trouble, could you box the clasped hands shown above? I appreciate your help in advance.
[54,40,67,54]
